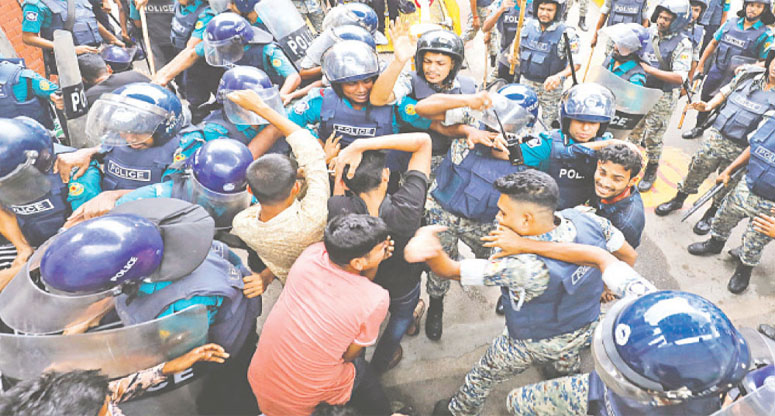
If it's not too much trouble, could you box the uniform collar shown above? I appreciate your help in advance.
[737,17,763,30]
[611,59,639,73]
[182,0,203,12]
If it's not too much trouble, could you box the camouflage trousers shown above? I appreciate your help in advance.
[292,0,325,33]
[678,128,746,207]
[627,89,678,165]
[448,323,596,416]
[710,180,775,267]
[463,6,499,58]
[566,0,588,19]
[523,78,562,130]
[507,373,590,415]
[424,196,495,299]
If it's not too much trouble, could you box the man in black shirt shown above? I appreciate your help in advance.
[328,132,432,373]
[77,53,150,106]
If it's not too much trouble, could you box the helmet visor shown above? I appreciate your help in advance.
[183,174,252,230]
[0,156,52,207]
[481,94,535,137]
[323,41,380,83]
[204,36,246,67]
[223,86,285,125]
[600,24,643,56]
[86,94,169,147]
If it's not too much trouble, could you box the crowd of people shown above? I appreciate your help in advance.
[0,0,774,414]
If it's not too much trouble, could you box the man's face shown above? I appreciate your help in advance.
[768,55,775,82]
[341,79,374,104]
[537,2,557,25]
[746,2,765,21]
[594,160,636,199]
[690,4,702,21]
[121,132,155,150]
[422,52,454,85]
[568,119,600,143]
[358,237,392,274]
[656,10,675,34]
[495,195,544,236]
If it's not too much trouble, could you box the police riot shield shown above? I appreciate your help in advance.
[585,65,663,140]
[709,380,775,416]
[172,174,252,231]
[0,305,208,380]
[255,0,315,67]
[53,31,90,148]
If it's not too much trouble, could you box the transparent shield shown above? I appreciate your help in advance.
[480,94,535,138]
[0,305,208,380]
[223,86,285,125]
[204,37,246,67]
[0,162,52,207]
[255,0,307,40]
[85,94,168,147]
[586,65,663,139]
[709,381,775,416]
[304,30,338,67]
[177,175,252,230]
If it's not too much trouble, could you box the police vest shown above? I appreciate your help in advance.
[9,172,69,248]
[745,117,775,200]
[202,108,290,155]
[143,0,176,47]
[684,23,705,55]
[502,208,606,340]
[602,54,646,84]
[699,0,726,27]
[714,18,767,72]
[587,371,723,416]
[519,19,568,83]
[498,7,522,52]
[114,242,262,353]
[409,72,477,155]
[0,61,53,129]
[546,131,599,209]
[170,2,209,50]
[640,33,685,91]
[37,0,102,46]
[714,76,775,145]
[607,0,647,26]
[101,136,180,191]
[235,43,287,88]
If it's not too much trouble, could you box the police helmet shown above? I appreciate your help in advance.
[532,0,567,22]
[217,66,285,125]
[191,139,254,193]
[650,0,692,34]
[333,25,377,49]
[322,39,380,84]
[100,45,135,73]
[600,23,650,57]
[323,3,378,35]
[40,214,164,294]
[739,0,775,25]
[498,84,539,127]
[233,0,260,14]
[559,83,616,137]
[415,30,465,87]
[203,13,273,67]
[689,0,708,20]
[0,117,55,206]
[592,291,751,405]
[86,82,185,147]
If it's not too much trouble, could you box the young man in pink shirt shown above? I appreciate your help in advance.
[248,214,394,416]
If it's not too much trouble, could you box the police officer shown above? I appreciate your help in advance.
[298,24,376,89]
[685,0,707,77]
[511,0,580,128]
[400,169,635,416]
[688,111,775,294]
[128,0,177,70]
[589,0,649,50]
[321,2,387,44]
[697,0,730,56]
[599,23,649,86]
[0,58,62,129]
[100,45,138,73]
[482,0,529,83]
[657,54,775,235]
[682,0,774,139]
[627,0,693,192]
[291,0,324,33]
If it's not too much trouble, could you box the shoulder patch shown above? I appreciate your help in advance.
[173,152,187,162]
[272,58,282,67]
[294,100,310,115]
[40,81,54,91]
[25,11,38,22]
[525,137,542,148]
[68,182,84,196]
[404,103,416,115]
[195,21,204,29]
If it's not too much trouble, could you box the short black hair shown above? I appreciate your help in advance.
[77,53,109,84]
[246,154,298,204]
[494,169,559,212]
[597,143,643,178]
[0,370,109,415]
[324,214,388,266]
[312,403,360,416]
[343,150,386,194]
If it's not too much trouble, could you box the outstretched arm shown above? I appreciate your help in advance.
[335,132,432,178]
[415,91,493,119]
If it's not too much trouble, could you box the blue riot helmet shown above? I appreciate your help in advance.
[600,23,650,57]
[532,0,567,22]
[182,139,253,229]
[85,82,185,148]
[233,0,259,13]
[203,13,273,67]
[322,3,386,43]
[322,39,380,85]
[100,45,135,73]
[415,30,465,87]
[0,117,55,207]
[333,25,376,49]
[498,83,539,127]
[304,24,376,68]
[559,83,616,137]
[592,291,751,405]
[689,0,708,21]
[651,0,692,34]
[40,214,164,293]
[218,66,285,125]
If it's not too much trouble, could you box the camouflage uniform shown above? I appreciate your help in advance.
[446,210,625,416]
[566,0,587,21]
[710,180,775,267]
[291,0,324,32]
[677,128,746,207]
[463,5,500,59]
[626,32,692,165]
[507,373,590,415]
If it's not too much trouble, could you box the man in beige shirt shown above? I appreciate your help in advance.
[229,90,330,294]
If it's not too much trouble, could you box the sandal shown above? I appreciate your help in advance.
[405,299,426,336]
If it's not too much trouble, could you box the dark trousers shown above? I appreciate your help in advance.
[370,282,420,373]
[370,0,400,33]
[349,356,391,415]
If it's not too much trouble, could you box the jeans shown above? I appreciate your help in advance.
[349,356,391,415]
[370,282,421,373]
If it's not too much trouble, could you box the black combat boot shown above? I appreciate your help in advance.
[693,205,718,235]
[425,296,444,341]
[637,163,659,192]
[578,16,588,31]
[495,296,505,316]
[432,399,454,416]
[728,246,742,260]
[688,236,726,255]
[727,263,753,294]
[681,127,704,140]
[655,191,688,216]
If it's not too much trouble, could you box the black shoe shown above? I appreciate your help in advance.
[655,191,688,216]
[578,17,588,31]
[495,296,505,316]
[728,246,742,260]
[688,237,726,255]
[693,205,718,235]
[537,363,577,380]
[728,264,753,294]
[432,399,454,416]
[425,296,444,341]
[758,323,775,341]
[638,163,659,192]
[681,127,703,140]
